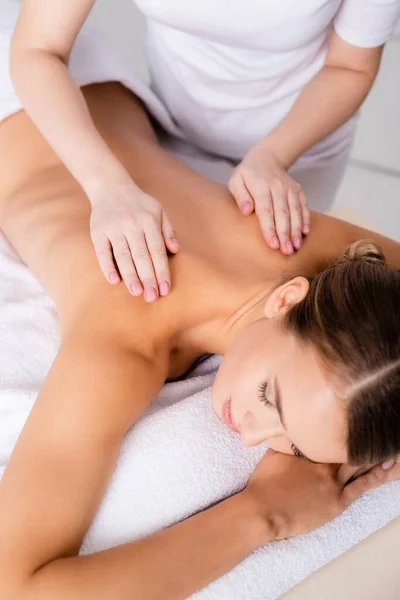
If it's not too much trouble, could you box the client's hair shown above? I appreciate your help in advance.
[285,240,400,466]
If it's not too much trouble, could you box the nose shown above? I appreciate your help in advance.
[239,408,286,447]
[240,422,285,448]
[240,430,267,447]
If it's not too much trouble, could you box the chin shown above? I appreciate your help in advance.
[266,440,291,455]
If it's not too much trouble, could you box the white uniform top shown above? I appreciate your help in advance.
[136,0,400,160]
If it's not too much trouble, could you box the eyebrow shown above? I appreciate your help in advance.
[273,377,319,464]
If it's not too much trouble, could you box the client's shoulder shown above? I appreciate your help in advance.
[58,279,174,364]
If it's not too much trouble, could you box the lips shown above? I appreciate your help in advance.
[221,398,240,433]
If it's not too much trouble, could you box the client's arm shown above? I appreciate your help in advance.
[0,319,262,600]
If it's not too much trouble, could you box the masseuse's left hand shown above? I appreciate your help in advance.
[229,142,311,255]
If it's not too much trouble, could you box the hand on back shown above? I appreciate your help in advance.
[229,144,310,255]
[89,177,179,301]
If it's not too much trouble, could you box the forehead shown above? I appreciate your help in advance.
[274,334,347,463]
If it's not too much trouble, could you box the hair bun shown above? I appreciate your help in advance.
[339,240,386,266]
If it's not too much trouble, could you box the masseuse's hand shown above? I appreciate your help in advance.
[241,450,400,542]
[89,178,180,302]
[229,143,310,255]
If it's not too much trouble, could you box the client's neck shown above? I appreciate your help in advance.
[180,281,275,357]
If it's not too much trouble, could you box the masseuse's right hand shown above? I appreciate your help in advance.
[89,177,180,302]
[12,1,179,303]
[242,450,400,542]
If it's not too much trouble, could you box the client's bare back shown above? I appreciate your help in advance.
[0,81,399,341]
[0,82,400,600]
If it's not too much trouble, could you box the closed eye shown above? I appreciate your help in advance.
[258,380,274,408]
[291,443,306,459]
[258,380,313,462]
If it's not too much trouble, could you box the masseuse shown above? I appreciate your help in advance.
[10,0,400,301]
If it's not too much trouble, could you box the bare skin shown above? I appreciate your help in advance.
[0,82,400,599]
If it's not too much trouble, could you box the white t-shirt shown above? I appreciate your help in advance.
[135,0,400,160]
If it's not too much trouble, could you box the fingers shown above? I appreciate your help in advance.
[341,459,400,509]
[109,234,143,297]
[271,183,293,255]
[272,184,309,254]
[229,173,255,216]
[230,166,312,255]
[287,189,303,251]
[111,224,171,302]
[124,230,159,302]
[92,210,177,301]
[230,173,280,250]
[91,231,121,285]
[162,211,180,255]
[299,190,311,235]
[143,216,172,297]
[255,191,280,250]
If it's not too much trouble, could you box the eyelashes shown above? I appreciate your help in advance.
[257,380,273,407]
[291,443,305,459]
[258,380,306,460]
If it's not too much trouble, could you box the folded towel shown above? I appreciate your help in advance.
[1,3,400,598]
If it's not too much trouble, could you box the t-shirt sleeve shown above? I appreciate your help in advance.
[333,0,400,47]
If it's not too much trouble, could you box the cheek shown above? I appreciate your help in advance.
[211,347,253,409]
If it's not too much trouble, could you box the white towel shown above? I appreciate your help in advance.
[1,3,400,598]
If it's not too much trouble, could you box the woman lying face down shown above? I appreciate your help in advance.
[1,78,400,598]
[213,240,400,466]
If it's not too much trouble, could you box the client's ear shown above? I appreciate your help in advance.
[264,277,310,319]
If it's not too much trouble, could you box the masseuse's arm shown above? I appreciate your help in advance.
[0,326,399,599]
[10,0,179,300]
[230,29,383,255]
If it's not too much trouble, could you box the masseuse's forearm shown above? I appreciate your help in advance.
[260,64,375,168]
[10,49,130,199]
[21,493,268,600]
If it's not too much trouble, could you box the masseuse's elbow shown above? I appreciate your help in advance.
[10,45,62,92]
[9,32,68,101]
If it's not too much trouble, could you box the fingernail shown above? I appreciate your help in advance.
[109,272,119,284]
[241,201,251,213]
[382,459,395,470]
[159,281,170,296]
[303,224,310,234]
[171,237,180,249]
[145,286,158,302]
[285,241,294,253]
[294,236,302,249]
[130,281,143,296]
[271,236,280,249]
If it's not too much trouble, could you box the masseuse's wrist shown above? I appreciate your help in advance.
[258,134,299,170]
[81,163,139,207]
